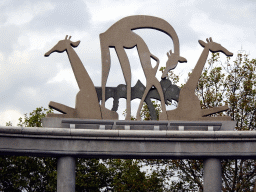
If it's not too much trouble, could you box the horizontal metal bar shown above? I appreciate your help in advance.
[116,121,168,125]
[62,120,115,125]
[62,120,222,126]
[170,122,222,126]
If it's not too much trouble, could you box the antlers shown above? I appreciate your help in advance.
[167,50,172,58]
[65,35,72,40]
[206,37,213,43]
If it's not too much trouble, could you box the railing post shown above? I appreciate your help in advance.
[203,158,222,192]
[57,156,76,192]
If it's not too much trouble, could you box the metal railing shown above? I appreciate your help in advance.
[62,119,222,131]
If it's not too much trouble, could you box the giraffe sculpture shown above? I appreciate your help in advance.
[44,35,118,119]
[160,37,233,121]
[100,15,186,120]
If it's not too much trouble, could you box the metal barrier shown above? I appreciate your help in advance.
[62,119,223,131]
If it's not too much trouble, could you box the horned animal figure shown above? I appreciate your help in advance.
[45,35,118,119]
[160,37,233,121]
[100,15,186,120]
[163,50,187,78]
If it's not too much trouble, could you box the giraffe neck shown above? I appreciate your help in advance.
[66,46,94,90]
[184,46,209,91]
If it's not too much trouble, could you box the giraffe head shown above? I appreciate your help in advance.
[44,35,80,57]
[199,37,233,56]
[161,50,187,79]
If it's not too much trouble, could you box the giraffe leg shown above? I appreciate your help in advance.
[136,84,151,120]
[100,34,111,109]
[153,80,167,120]
[115,46,132,120]
[126,83,131,120]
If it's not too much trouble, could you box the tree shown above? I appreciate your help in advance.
[0,107,57,192]
[195,52,256,191]
[145,52,256,191]
[1,108,166,191]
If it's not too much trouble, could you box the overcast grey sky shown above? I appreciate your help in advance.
[0,0,255,125]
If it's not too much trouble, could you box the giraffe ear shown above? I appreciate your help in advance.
[198,40,206,48]
[71,40,80,48]
[178,56,187,63]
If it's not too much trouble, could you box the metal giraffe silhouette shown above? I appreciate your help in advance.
[95,78,180,120]
[100,15,186,120]
[43,17,233,122]
[44,35,118,119]
[160,37,233,121]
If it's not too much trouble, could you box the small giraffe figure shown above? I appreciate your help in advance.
[160,37,233,121]
[100,15,186,120]
[135,49,186,120]
[45,35,118,119]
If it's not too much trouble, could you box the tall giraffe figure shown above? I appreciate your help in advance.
[45,35,118,119]
[160,37,233,121]
[100,15,186,120]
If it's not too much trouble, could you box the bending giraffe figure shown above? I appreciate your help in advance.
[100,15,186,120]
[160,37,233,121]
[45,35,118,119]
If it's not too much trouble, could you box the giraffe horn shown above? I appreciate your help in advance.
[206,38,209,43]
[69,36,72,40]
[209,37,212,42]
[65,35,68,40]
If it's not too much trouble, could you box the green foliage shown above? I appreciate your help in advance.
[76,158,166,191]
[160,66,180,84]
[168,159,204,191]
[17,107,53,127]
[122,109,136,120]
[143,52,256,191]
[140,100,162,120]
[1,108,166,191]
[106,159,164,191]
[5,121,12,126]
[76,159,111,191]
[0,107,57,192]
[166,52,256,191]
[0,156,57,191]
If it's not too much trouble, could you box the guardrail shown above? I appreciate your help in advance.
[61,119,223,131]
